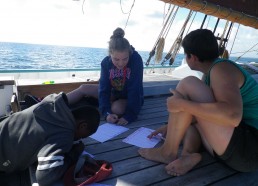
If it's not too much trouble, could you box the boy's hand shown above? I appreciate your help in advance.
[73,142,84,154]
[148,125,167,139]
[69,141,84,162]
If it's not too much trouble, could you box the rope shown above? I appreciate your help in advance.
[119,0,136,30]
[235,42,258,61]
[224,22,234,50]
[153,5,177,51]
[218,20,229,49]
[120,0,135,14]
[219,21,234,58]
[155,38,165,63]
[80,0,86,14]
[163,7,179,38]
[229,23,240,55]
[231,49,258,55]
[161,10,194,66]
[187,11,197,34]
[145,5,178,66]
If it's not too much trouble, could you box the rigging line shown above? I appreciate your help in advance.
[82,0,86,14]
[224,22,234,49]
[235,42,258,61]
[161,9,193,66]
[231,49,258,54]
[229,23,240,55]
[163,3,171,25]
[146,5,180,67]
[152,5,176,51]
[120,0,135,14]
[146,5,176,67]
[218,20,229,49]
[168,10,193,54]
[123,0,136,31]
[163,6,179,38]
[186,11,197,34]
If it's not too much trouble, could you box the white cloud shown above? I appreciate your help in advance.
[0,0,257,58]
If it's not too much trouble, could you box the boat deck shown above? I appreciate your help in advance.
[82,78,258,186]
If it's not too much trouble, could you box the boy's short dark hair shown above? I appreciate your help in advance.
[182,29,219,62]
[70,99,100,135]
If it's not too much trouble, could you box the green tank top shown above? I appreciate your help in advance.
[205,58,258,129]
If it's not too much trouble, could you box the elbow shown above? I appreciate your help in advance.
[36,171,60,186]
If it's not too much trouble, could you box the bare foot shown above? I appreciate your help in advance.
[165,153,202,176]
[138,147,176,164]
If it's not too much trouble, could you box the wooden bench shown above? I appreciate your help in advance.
[17,81,98,101]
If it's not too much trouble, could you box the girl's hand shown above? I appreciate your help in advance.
[106,114,118,124]
[116,117,128,125]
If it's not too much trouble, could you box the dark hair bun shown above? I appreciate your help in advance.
[111,27,125,39]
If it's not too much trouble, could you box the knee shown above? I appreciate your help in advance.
[79,84,88,91]
[111,100,126,115]
[111,103,123,115]
[179,76,202,87]
[176,76,207,94]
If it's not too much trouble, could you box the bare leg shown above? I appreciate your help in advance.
[138,108,193,164]
[165,76,234,176]
[165,125,202,176]
[66,84,99,104]
[139,76,235,170]
[111,99,127,116]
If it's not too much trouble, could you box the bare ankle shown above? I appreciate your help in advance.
[160,146,177,160]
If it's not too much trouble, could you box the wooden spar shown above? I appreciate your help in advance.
[160,0,258,29]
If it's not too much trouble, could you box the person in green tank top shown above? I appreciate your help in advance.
[138,29,258,176]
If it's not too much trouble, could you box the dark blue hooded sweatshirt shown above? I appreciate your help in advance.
[98,46,144,123]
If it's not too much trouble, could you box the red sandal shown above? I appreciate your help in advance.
[63,154,112,186]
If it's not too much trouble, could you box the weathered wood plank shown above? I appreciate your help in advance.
[100,160,235,186]
[150,163,236,186]
[210,169,258,186]
[80,81,258,185]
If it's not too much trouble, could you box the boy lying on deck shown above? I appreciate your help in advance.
[139,29,258,176]
[0,93,100,186]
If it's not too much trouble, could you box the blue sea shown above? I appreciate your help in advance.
[0,42,257,70]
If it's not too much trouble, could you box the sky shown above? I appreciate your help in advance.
[0,0,258,58]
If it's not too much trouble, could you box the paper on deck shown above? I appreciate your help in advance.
[122,127,162,148]
[90,123,129,143]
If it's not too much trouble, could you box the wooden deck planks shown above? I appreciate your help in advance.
[81,85,258,186]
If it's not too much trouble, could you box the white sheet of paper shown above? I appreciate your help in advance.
[90,123,129,143]
[122,127,162,148]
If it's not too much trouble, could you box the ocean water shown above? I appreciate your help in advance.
[0,42,257,70]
